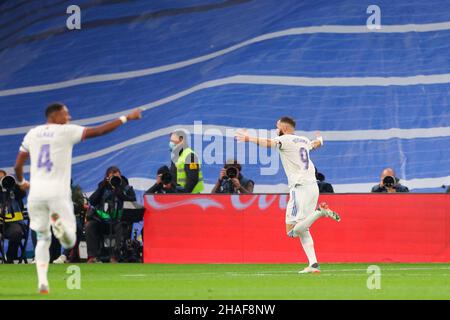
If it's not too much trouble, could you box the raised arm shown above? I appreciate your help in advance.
[235,129,277,148]
[83,108,143,139]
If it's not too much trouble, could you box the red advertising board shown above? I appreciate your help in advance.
[143,194,450,263]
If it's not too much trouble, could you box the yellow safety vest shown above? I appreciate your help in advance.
[0,211,24,223]
[176,148,204,194]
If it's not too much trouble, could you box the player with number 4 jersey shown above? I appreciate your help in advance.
[235,117,341,274]
[21,124,83,201]
[14,103,142,294]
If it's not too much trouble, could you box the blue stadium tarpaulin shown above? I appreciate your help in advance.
[1,0,449,198]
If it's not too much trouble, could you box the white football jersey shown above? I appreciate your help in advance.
[20,124,85,200]
[273,134,317,188]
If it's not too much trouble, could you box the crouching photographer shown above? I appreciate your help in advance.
[371,168,409,193]
[85,166,136,263]
[145,166,184,194]
[212,160,254,194]
[0,170,26,263]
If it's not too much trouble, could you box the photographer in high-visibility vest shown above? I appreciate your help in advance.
[0,169,27,263]
[169,130,204,194]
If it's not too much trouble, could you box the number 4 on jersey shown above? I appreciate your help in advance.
[38,144,53,172]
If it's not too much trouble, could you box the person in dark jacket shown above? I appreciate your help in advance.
[85,166,136,263]
[212,160,254,194]
[371,168,409,193]
[315,168,334,193]
[145,166,184,194]
[0,170,27,263]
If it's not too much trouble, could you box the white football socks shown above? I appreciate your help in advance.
[298,229,317,266]
[35,236,51,287]
[293,210,324,266]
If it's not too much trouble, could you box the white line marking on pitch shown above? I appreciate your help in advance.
[224,273,450,278]
[221,267,450,276]
[323,267,450,272]
[116,267,450,278]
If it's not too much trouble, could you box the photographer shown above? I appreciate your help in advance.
[315,168,334,193]
[212,160,254,194]
[371,168,409,193]
[86,166,136,263]
[145,166,183,194]
[0,170,26,263]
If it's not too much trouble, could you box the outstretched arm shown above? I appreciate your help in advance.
[235,129,277,148]
[83,108,143,140]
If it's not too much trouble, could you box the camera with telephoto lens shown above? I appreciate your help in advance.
[224,166,238,180]
[161,172,172,185]
[0,175,17,224]
[382,176,396,188]
[109,175,122,188]
[0,175,16,191]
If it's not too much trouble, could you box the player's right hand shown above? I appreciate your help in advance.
[126,108,143,121]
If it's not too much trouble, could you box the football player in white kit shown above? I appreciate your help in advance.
[236,117,340,274]
[14,103,142,294]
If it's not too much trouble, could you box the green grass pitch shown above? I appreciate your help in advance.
[1,263,449,300]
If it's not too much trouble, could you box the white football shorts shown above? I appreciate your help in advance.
[27,198,76,235]
[285,183,319,225]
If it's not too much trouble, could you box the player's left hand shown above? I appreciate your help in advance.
[235,129,249,142]
[126,108,143,121]
[311,131,323,149]
[311,140,321,149]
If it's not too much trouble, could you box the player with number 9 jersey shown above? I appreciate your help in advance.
[235,116,340,274]
[272,134,316,188]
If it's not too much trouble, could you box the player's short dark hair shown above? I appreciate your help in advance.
[279,116,296,128]
[45,102,65,118]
